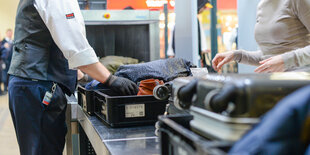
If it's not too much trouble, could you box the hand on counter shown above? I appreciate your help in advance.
[255,55,285,73]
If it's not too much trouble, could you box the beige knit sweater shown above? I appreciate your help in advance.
[234,0,310,71]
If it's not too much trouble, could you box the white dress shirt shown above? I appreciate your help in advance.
[34,0,98,69]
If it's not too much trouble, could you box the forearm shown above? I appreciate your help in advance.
[234,50,263,66]
[78,62,111,84]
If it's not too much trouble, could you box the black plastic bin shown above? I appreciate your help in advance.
[158,115,232,155]
[93,89,168,127]
[77,85,102,116]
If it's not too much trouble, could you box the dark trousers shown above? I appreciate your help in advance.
[9,76,67,155]
[2,69,8,91]
[0,62,2,93]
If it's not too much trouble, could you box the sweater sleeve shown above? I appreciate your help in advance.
[233,50,263,66]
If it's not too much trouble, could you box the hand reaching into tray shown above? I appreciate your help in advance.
[105,75,139,95]
[79,62,138,95]
[212,51,235,71]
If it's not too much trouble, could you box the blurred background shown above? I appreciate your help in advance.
[0,1,262,154]
[0,0,239,73]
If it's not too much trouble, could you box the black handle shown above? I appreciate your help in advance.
[177,79,198,109]
[209,84,237,113]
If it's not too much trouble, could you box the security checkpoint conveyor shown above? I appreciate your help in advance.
[65,95,159,155]
[63,1,210,154]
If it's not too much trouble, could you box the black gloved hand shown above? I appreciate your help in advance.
[105,75,139,95]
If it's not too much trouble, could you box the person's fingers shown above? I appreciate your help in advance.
[254,64,269,73]
[212,54,221,66]
[259,65,274,73]
[254,65,264,73]
[260,68,272,73]
[127,84,135,95]
[129,82,139,95]
[216,61,225,71]
[216,57,231,71]
[118,87,126,96]
[255,68,267,73]
[212,55,222,71]
[129,80,139,94]
[259,57,272,64]
[124,86,132,96]
[133,83,139,94]
[212,62,217,71]
[212,56,218,70]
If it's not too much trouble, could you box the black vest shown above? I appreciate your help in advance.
[8,0,77,94]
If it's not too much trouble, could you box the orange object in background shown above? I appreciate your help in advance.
[138,79,164,96]
[107,0,175,10]
[106,0,236,10]
[218,0,237,10]
[107,0,148,10]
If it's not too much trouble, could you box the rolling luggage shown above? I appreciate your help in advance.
[171,73,310,141]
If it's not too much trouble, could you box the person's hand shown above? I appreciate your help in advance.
[4,43,10,49]
[212,51,234,71]
[105,75,138,95]
[168,56,175,58]
[254,55,285,73]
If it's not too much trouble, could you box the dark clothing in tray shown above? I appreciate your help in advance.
[114,58,192,83]
[86,58,192,90]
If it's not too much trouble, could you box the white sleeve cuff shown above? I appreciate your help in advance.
[68,48,99,69]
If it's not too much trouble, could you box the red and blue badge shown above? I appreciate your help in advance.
[66,13,75,19]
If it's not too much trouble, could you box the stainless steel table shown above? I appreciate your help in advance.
[66,95,160,155]
[66,95,80,155]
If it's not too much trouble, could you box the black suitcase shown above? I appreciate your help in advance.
[172,73,310,117]
[170,73,310,141]
[193,73,310,117]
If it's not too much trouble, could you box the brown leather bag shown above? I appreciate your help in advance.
[137,79,164,96]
